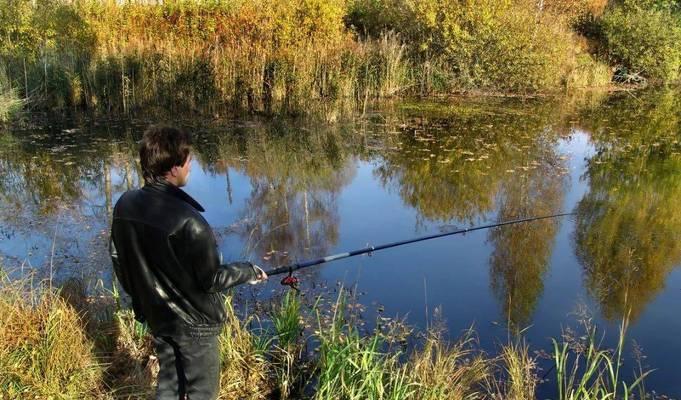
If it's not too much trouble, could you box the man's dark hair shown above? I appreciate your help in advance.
[139,125,192,184]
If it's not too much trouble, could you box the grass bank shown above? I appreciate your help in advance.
[0,0,679,120]
[0,270,654,399]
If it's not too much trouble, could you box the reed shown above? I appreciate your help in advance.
[270,291,304,398]
[0,271,658,399]
[552,314,651,400]
[313,293,415,400]
[3,0,678,118]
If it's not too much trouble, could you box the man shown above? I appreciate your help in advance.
[109,125,267,399]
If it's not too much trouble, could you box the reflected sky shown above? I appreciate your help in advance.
[1,91,680,396]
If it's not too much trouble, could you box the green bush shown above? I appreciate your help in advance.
[601,4,681,83]
[2,0,681,115]
[348,0,579,92]
[0,71,22,123]
[565,53,612,88]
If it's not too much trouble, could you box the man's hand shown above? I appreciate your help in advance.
[249,265,268,284]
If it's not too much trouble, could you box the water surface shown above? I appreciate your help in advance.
[1,90,680,397]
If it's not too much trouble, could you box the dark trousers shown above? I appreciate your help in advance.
[153,335,220,400]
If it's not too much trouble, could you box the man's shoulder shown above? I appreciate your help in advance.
[113,188,143,214]
[113,187,207,233]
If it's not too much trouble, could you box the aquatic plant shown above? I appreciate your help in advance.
[552,315,651,400]
[270,291,304,398]
[313,291,415,399]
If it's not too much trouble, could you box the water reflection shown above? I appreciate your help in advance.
[198,124,356,265]
[488,141,565,327]
[0,126,141,281]
[3,94,677,321]
[0,128,140,216]
[575,90,681,320]
[0,91,679,351]
[369,101,571,326]
[372,100,571,224]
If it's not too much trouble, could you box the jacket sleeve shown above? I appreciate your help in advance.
[182,219,257,293]
[109,234,133,295]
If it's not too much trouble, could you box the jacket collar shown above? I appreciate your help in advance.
[144,180,206,212]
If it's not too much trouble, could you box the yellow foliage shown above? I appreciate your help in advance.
[0,281,103,398]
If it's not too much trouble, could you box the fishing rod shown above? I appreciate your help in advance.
[265,212,575,289]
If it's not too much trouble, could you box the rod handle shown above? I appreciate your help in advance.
[265,264,295,276]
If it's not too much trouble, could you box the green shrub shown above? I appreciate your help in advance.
[601,5,681,83]
[565,53,612,88]
[0,71,22,123]
[349,0,579,92]
[0,89,22,123]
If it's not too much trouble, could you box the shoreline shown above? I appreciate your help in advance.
[0,274,661,399]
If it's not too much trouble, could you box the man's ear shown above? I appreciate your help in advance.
[168,166,179,177]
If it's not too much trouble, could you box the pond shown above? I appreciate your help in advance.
[1,90,680,397]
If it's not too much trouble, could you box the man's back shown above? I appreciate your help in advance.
[110,180,255,338]
[110,126,266,399]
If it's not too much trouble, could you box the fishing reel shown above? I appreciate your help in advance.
[280,267,300,293]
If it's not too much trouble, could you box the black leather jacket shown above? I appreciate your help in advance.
[109,181,257,337]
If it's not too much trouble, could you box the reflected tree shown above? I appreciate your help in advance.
[371,99,570,326]
[488,141,564,327]
[575,90,681,320]
[0,127,141,217]
[373,99,569,224]
[0,125,141,282]
[197,123,356,267]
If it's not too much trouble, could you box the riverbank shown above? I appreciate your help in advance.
[1,0,680,121]
[0,270,653,399]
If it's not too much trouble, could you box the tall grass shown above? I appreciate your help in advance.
[0,273,658,399]
[218,296,271,399]
[270,291,304,398]
[2,0,403,116]
[552,315,651,400]
[407,329,489,400]
[314,293,415,399]
[311,292,519,400]
[495,341,538,400]
[0,276,103,398]
[0,70,23,123]
[272,291,303,349]
[5,0,679,118]
[0,88,21,123]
